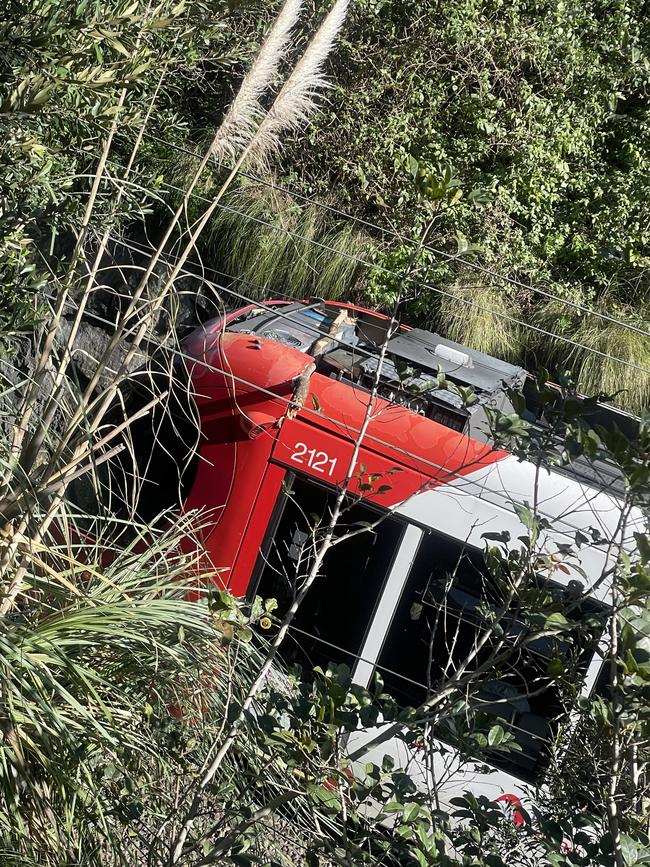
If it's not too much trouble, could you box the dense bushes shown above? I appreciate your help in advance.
[5,0,650,407]
[273,0,650,408]
[0,0,265,341]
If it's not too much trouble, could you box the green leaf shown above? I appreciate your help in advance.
[620,833,639,866]
[512,502,540,544]
[488,724,505,746]
[635,533,650,564]
[546,657,565,678]
[306,783,341,811]
[545,612,569,630]
[402,802,420,823]
[413,848,428,867]
[29,88,53,107]
[468,187,493,204]
[482,530,511,543]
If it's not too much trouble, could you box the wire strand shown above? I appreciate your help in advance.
[96,230,645,427]
[44,267,628,494]
[93,232,640,428]
[98,178,650,381]
[47,287,486,483]
[68,152,650,381]
[143,131,650,342]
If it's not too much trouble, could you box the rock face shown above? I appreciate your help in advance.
[0,307,148,448]
[0,229,216,477]
[0,336,40,444]
[84,232,224,340]
[55,318,148,388]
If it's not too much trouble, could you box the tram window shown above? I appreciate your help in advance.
[376,530,601,782]
[252,475,405,674]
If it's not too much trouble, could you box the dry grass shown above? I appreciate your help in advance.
[571,319,650,412]
[535,299,650,412]
[435,276,523,360]
[250,0,350,165]
[208,181,372,301]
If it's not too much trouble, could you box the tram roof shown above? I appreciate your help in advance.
[386,328,526,393]
[196,299,639,496]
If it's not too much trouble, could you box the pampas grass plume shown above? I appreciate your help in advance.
[250,0,350,164]
[211,0,304,159]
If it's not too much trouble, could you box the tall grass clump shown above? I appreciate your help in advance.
[208,181,372,300]
[0,504,233,863]
[572,320,650,412]
[435,276,523,360]
[0,497,350,866]
[535,299,650,412]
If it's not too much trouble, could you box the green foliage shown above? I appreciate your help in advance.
[3,1,650,864]
[0,228,43,341]
[535,298,650,413]
[483,378,650,863]
[0,507,262,863]
[3,364,650,867]
[276,0,650,408]
[0,0,263,341]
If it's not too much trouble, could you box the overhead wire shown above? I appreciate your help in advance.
[286,625,555,744]
[45,248,631,508]
[101,232,646,431]
[47,286,494,485]
[42,161,641,503]
[68,151,650,383]
[19,131,635,772]
[32,280,588,746]
[93,163,650,382]
[103,236,389,368]
[41,253,615,752]
[143,131,650,342]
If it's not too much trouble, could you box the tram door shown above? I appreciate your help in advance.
[250,473,405,674]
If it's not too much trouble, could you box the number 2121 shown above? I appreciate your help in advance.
[290,442,337,476]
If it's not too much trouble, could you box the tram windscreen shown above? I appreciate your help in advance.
[251,475,405,674]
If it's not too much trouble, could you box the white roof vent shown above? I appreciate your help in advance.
[434,343,474,369]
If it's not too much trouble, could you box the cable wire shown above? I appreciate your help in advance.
[45,268,629,497]
[99,230,645,428]
[49,289,487,483]
[143,131,650,342]
[98,176,650,381]
[95,232,640,433]
[104,235,388,367]
[69,151,650,381]
[286,624,577,744]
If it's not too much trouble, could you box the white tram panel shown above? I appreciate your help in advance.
[397,455,640,603]
[347,455,640,815]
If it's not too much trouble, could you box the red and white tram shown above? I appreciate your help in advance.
[163,299,637,813]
